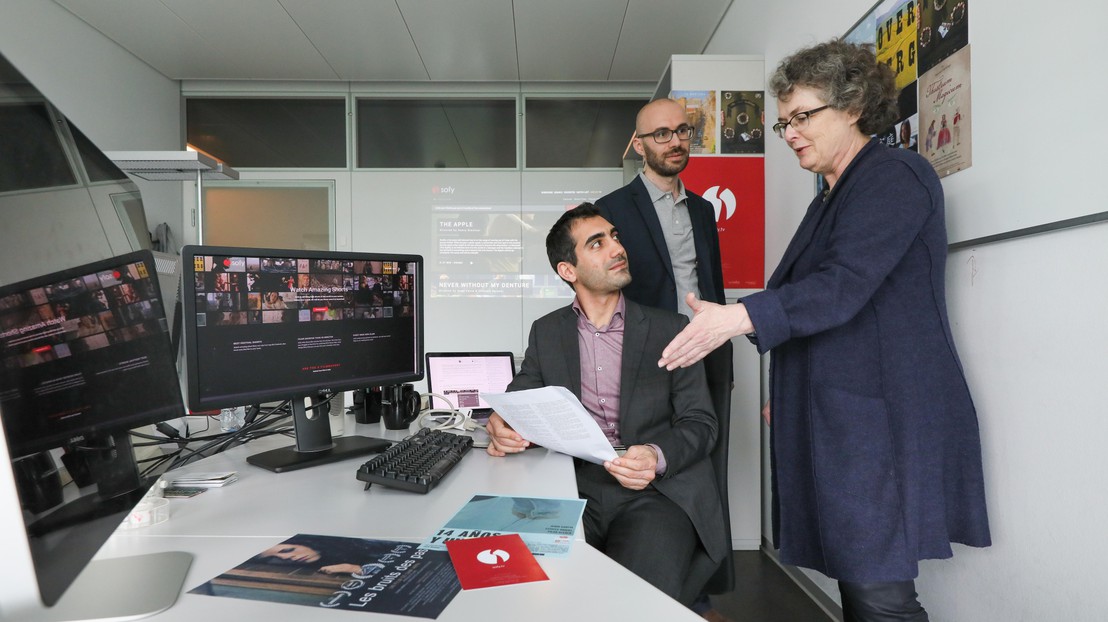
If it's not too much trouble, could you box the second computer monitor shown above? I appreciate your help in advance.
[180,245,424,471]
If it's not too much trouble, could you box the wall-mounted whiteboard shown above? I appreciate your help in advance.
[940,7,1103,244]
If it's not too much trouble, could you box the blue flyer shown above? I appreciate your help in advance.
[420,494,586,558]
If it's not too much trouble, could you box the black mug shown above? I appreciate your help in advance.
[382,383,420,429]
[355,387,383,424]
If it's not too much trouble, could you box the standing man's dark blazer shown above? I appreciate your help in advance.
[596,175,726,310]
[507,298,728,567]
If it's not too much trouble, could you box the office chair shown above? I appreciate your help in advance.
[680,340,735,604]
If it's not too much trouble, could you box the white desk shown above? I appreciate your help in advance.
[136,424,580,541]
[94,423,702,621]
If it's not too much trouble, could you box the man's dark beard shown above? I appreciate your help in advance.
[645,145,688,176]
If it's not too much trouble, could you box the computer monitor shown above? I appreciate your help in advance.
[425,352,516,420]
[0,250,191,620]
[180,245,424,472]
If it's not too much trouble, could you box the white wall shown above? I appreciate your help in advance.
[0,0,183,243]
[708,0,1108,619]
[939,228,1108,621]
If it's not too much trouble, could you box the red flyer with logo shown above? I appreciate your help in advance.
[445,533,549,590]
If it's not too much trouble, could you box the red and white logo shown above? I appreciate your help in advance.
[476,549,511,565]
[702,185,737,222]
[681,156,766,289]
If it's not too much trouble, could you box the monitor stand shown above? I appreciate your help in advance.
[24,551,192,622]
[246,394,389,473]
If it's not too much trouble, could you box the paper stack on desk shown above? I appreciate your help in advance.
[170,471,238,488]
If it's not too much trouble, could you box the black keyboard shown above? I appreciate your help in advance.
[355,428,473,493]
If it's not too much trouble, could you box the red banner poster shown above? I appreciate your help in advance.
[681,156,765,289]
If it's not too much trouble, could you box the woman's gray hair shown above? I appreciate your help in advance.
[769,39,899,135]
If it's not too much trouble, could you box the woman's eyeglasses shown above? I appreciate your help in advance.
[772,105,829,138]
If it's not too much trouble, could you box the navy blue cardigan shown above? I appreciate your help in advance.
[742,140,991,581]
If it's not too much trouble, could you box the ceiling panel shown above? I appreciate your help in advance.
[155,0,336,79]
[53,0,737,83]
[513,0,628,81]
[397,0,520,81]
[609,0,732,81]
[55,0,223,78]
[280,0,429,81]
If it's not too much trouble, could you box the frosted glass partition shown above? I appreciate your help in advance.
[352,169,623,354]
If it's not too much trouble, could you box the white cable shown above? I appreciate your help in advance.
[414,392,483,432]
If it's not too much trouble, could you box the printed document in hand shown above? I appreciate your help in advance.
[482,386,618,464]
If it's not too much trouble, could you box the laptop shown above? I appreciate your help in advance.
[425,352,517,421]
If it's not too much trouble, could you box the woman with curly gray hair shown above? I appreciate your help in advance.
[658,39,991,621]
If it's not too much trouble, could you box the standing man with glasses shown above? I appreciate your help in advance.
[596,98,726,319]
[596,98,734,622]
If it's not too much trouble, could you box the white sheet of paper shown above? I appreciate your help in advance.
[482,386,618,465]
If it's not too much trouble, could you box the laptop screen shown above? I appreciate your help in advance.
[425,352,516,416]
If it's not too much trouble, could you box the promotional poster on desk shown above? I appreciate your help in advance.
[189,534,460,618]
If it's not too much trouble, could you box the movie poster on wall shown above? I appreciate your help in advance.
[876,0,919,90]
[919,0,968,74]
[919,45,971,177]
[875,81,919,152]
[844,0,889,45]
[844,0,921,154]
[671,90,717,154]
[846,0,971,178]
[720,91,766,154]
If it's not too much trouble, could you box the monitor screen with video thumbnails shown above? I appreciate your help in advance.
[0,250,188,617]
[180,245,424,473]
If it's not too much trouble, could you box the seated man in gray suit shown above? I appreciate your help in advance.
[485,202,727,606]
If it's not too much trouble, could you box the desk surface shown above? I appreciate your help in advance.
[96,422,701,621]
[142,424,580,540]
